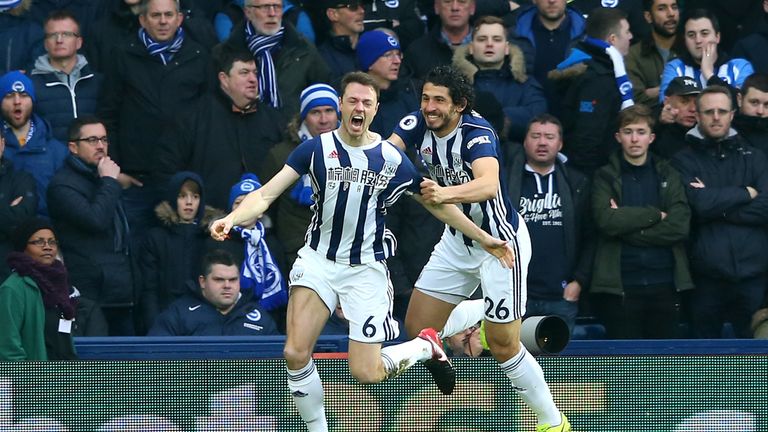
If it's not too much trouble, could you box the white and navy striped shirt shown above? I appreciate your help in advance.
[286,130,422,264]
[393,110,519,245]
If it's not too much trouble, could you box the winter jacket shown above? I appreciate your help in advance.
[1,114,67,216]
[505,145,594,294]
[403,25,456,80]
[510,5,586,73]
[0,13,45,74]
[453,43,547,142]
[659,52,754,102]
[0,159,37,280]
[30,54,103,142]
[222,20,331,117]
[552,41,623,173]
[652,122,692,160]
[363,0,423,51]
[87,0,217,73]
[0,273,47,360]
[98,34,212,175]
[47,155,133,307]
[318,35,357,84]
[148,280,279,336]
[165,89,285,210]
[140,200,222,331]
[626,36,677,108]
[591,152,693,295]
[214,0,316,43]
[732,17,768,74]
[672,127,768,280]
[733,112,768,155]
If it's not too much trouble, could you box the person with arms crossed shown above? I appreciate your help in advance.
[389,65,570,432]
[210,71,514,432]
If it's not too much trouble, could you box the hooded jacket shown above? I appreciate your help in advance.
[139,172,223,331]
[453,43,547,142]
[30,54,103,142]
[147,279,279,336]
[672,127,768,280]
[591,151,693,295]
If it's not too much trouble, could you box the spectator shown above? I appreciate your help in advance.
[215,0,316,44]
[0,217,77,361]
[592,105,692,339]
[731,2,768,75]
[453,15,547,143]
[404,0,475,80]
[362,0,423,51]
[47,116,134,336]
[505,114,593,335]
[553,7,634,174]
[30,10,103,143]
[0,0,45,74]
[318,0,365,83]
[659,9,754,102]
[222,0,331,117]
[166,46,284,210]
[0,70,67,216]
[0,131,36,280]
[568,0,648,42]
[626,0,680,109]
[652,76,701,159]
[148,249,279,336]
[673,86,768,338]
[88,0,217,74]
[734,73,768,153]
[139,171,222,332]
[510,0,585,116]
[356,30,421,137]
[262,83,339,267]
[99,0,212,240]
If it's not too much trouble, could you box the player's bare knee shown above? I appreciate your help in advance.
[283,344,312,368]
[486,333,522,360]
[349,363,385,384]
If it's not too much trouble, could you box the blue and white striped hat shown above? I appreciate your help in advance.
[299,83,339,121]
[0,0,22,12]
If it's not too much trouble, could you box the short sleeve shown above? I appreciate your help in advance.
[391,111,425,150]
[285,139,317,176]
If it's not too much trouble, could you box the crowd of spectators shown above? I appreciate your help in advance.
[1,0,768,360]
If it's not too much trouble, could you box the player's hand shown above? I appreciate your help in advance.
[480,236,515,268]
[210,215,235,241]
[420,178,447,205]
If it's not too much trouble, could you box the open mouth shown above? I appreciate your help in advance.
[350,115,364,128]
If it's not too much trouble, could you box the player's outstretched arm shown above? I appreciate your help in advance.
[412,194,515,268]
[210,165,300,241]
[420,157,499,205]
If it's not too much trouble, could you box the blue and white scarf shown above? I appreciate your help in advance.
[234,224,288,311]
[584,37,634,110]
[245,21,284,108]
[138,27,185,65]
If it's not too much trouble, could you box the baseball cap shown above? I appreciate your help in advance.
[665,77,702,97]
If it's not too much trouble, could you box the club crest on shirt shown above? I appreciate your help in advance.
[246,309,262,322]
[382,162,397,177]
[452,154,463,167]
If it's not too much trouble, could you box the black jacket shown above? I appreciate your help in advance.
[673,127,768,280]
[403,25,454,80]
[99,34,212,175]
[148,280,279,336]
[318,35,357,84]
[505,145,594,294]
[165,89,285,210]
[652,122,692,160]
[0,159,37,280]
[363,0,424,51]
[47,155,133,306]
[733,113,768,155]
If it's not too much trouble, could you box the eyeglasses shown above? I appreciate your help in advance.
[73,136,109,145]
[381,51,403,60]
[44,31,80,40]
[245,3,283,12]
[28,238,58,247]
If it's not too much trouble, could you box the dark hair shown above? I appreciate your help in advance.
[617,104,656,130]
[67,115,105,142]
[472,15,506,36]
[526,113,563,138]
[213,44,256,75]
[585,7,628,40]
[741,73,768,95]
[340,71,380,100]
[696,85,733,112]
[424,65,475,113]
[683,8,720,34]
[44,9,81,32]
[642,0,677,13]
[201,249,239,277]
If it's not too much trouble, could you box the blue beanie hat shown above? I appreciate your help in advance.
[299,83,339,121]
[0,70,36,103]
[356,30,400,72]
[0,0,22,12]
[228,173,262,211]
